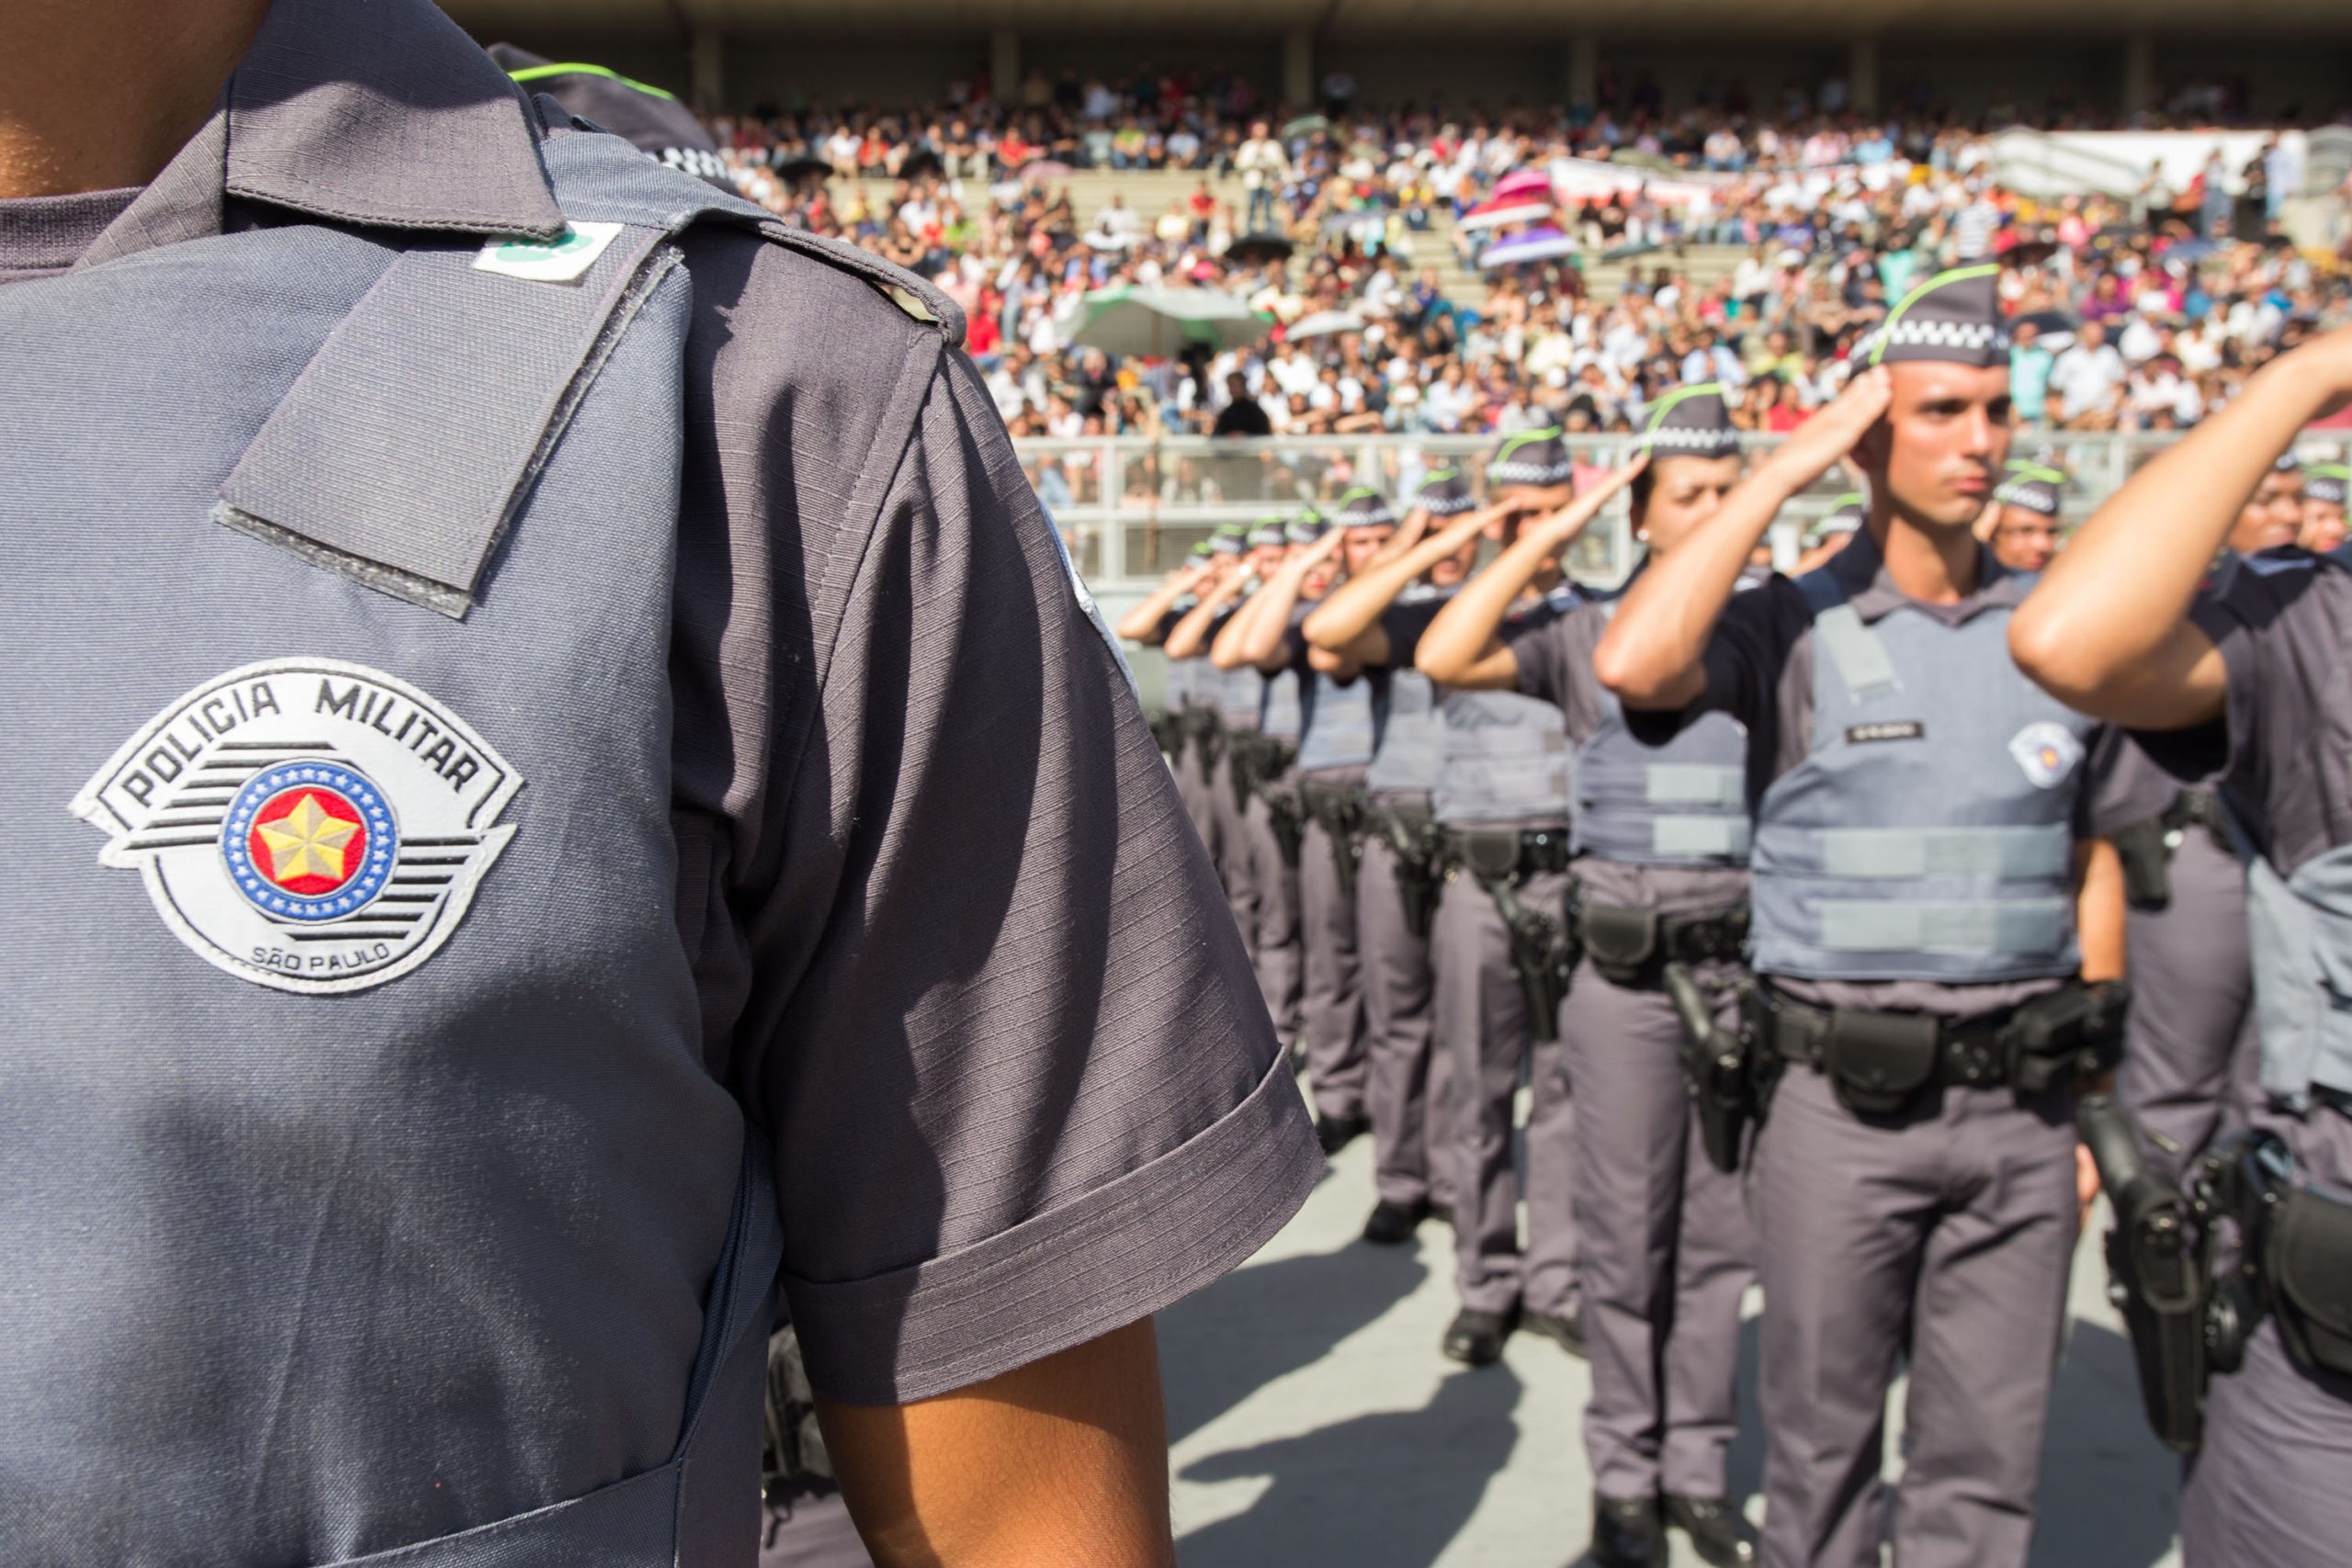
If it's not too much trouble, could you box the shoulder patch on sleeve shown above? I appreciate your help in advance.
[754,221,966,346]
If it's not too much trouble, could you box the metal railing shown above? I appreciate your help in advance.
[1022,429,2351,600]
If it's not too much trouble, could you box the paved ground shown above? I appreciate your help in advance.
[1159,1083,2187,1567]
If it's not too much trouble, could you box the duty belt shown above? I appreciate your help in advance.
[1439,826,1570,881]
[1761,977,2130,1117]
[1300,779,1368,902]
[1573,894,1747,987]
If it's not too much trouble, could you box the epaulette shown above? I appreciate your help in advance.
[752,221,967,345]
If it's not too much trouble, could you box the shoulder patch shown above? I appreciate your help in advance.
[71,660,521,994]
[754,220,966,344]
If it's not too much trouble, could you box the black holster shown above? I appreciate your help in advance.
[2115,791,2231,912]
[2263,1156,2352,1381]
[1666,961,1761,1174]
[1576,896,1750,989]
[1455,829,1574,1044]
[1148,709,1184,763]
[2001,979,2132,1095]
[1263,779,1306,870]
[1375,801,1442,942]
[2080,1093,2212,1452]
[1302,782,1366,903]
[1193,709,1227,770]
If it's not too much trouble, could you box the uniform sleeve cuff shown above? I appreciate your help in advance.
[784,1048,1321,1405]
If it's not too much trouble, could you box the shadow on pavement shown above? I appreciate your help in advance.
[1177,1365,1523,1567]
[2031,1317,2180,1567]
[1159,1233,1432,1446]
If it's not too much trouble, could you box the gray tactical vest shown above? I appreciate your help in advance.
[1748,571,2091,981]
[2235,828,2352,1110]
[1214,646,1262,731]
[1260,667,1304,743]
[1575,594,1751,866]
[1430,589,1577,828]
[1365,669,1444,799]
[1295,670,1377,776]
[2,132,784,1565]
[1164,641,1195,707]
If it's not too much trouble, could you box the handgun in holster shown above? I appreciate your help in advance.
[1463,835,1573,1043]
[1264,781,1306,870]
[1304,784,1365,903]
[1378,807,1442,941]
[2080,1093,2213,1452]
[1665,961,1758,1175]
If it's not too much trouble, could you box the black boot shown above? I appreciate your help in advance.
[1315,1110,1369,1156]
[1521,1303,1587,1359]
[1439,1306,1513,1366]
[1589,1493,1665,1568]
[1663,1495,1758,1567]
[1361,1196,1430,1245]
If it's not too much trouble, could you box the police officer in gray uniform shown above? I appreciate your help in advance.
[1118,530,1247,878]
[0,4,1320,1562]
[1226,506,1371,1148]
[2013,321,2352,1568]
[1598,268,2133,1568]
[1213,512,1327,1048]
[1165,519,1291,964]
[1420,386,1758,1568]
[1304,469,1485,1240]
[1346,430,1590,1363]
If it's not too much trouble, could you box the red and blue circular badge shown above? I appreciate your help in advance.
[220,761,400,921]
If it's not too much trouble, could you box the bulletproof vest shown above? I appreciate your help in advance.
[1259,667,1304,742]
[1,131,784,1565]
[1748,570,2092,982]
[1294,669,1377,776]
[1574,594,1751,867]
[1429,587,1576,827]
[1213,644,1262,731]
[1162,646,1195,707]
[1364,669,1443,798]
[2213,557,2352,1109]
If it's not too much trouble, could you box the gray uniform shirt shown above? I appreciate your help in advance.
[0,0,1314,1407]
[2137,549,2352,871]
[1632,529,2142,1016]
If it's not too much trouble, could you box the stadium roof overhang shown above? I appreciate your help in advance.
[443,0,2352,41]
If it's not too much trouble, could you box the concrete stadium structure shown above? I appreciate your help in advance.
[441,1,2352,123]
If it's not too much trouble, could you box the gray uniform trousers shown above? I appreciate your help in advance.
[2119,828,2261,1184]
[1564,956,1753,1502]
[1750,1069,2078,1568]
[2180,1104,2352,1568]
[1173,728,1224,885]
[1212,750,1260,959]
[1299,783,1370,1122]
[1244,775,1305,1041]
[1361,829,1453,1212]
[1435,867,1579,1318]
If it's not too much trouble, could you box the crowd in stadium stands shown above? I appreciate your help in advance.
[696,68,2352,508]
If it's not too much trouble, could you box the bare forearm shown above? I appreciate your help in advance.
[1209,590,1267,669]
[1160,589,1230,661]
[821,1319,1175,1568]
[2075,839,2126,983]
[1114,575,1196,642]
[1596,466,1791,707]
[2013,349,2337,716]
[1236,567,1310,669]
[1418,530,1549,687]
[1306,512,1488,649]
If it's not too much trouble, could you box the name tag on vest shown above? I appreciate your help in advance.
[1846,720,1925,745]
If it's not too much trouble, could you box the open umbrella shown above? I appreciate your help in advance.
[899,147,944,180]
[1286,309,1366,340]
[1019,159,1075,186]
[772,152,833,183]
[1067,285,1272,357]
[1283,114,1330,139]
[1478,226,1577,268]
[1227,231,1295,265]
[1491,167,1553,204]
[1456,192,1555,231]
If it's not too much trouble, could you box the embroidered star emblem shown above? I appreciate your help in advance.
[255,792,359,885]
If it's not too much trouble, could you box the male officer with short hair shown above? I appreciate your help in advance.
[1418,386,1760,1568]
[2012,322,2352,1567]
[1596,268,2132,1568]
[0,3,1317,1562]
[1983,460,2068,574]
[1303,469,1485,1241]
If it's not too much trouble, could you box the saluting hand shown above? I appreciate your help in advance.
[1760,366,1892,493]
[1530,452,1648,540]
